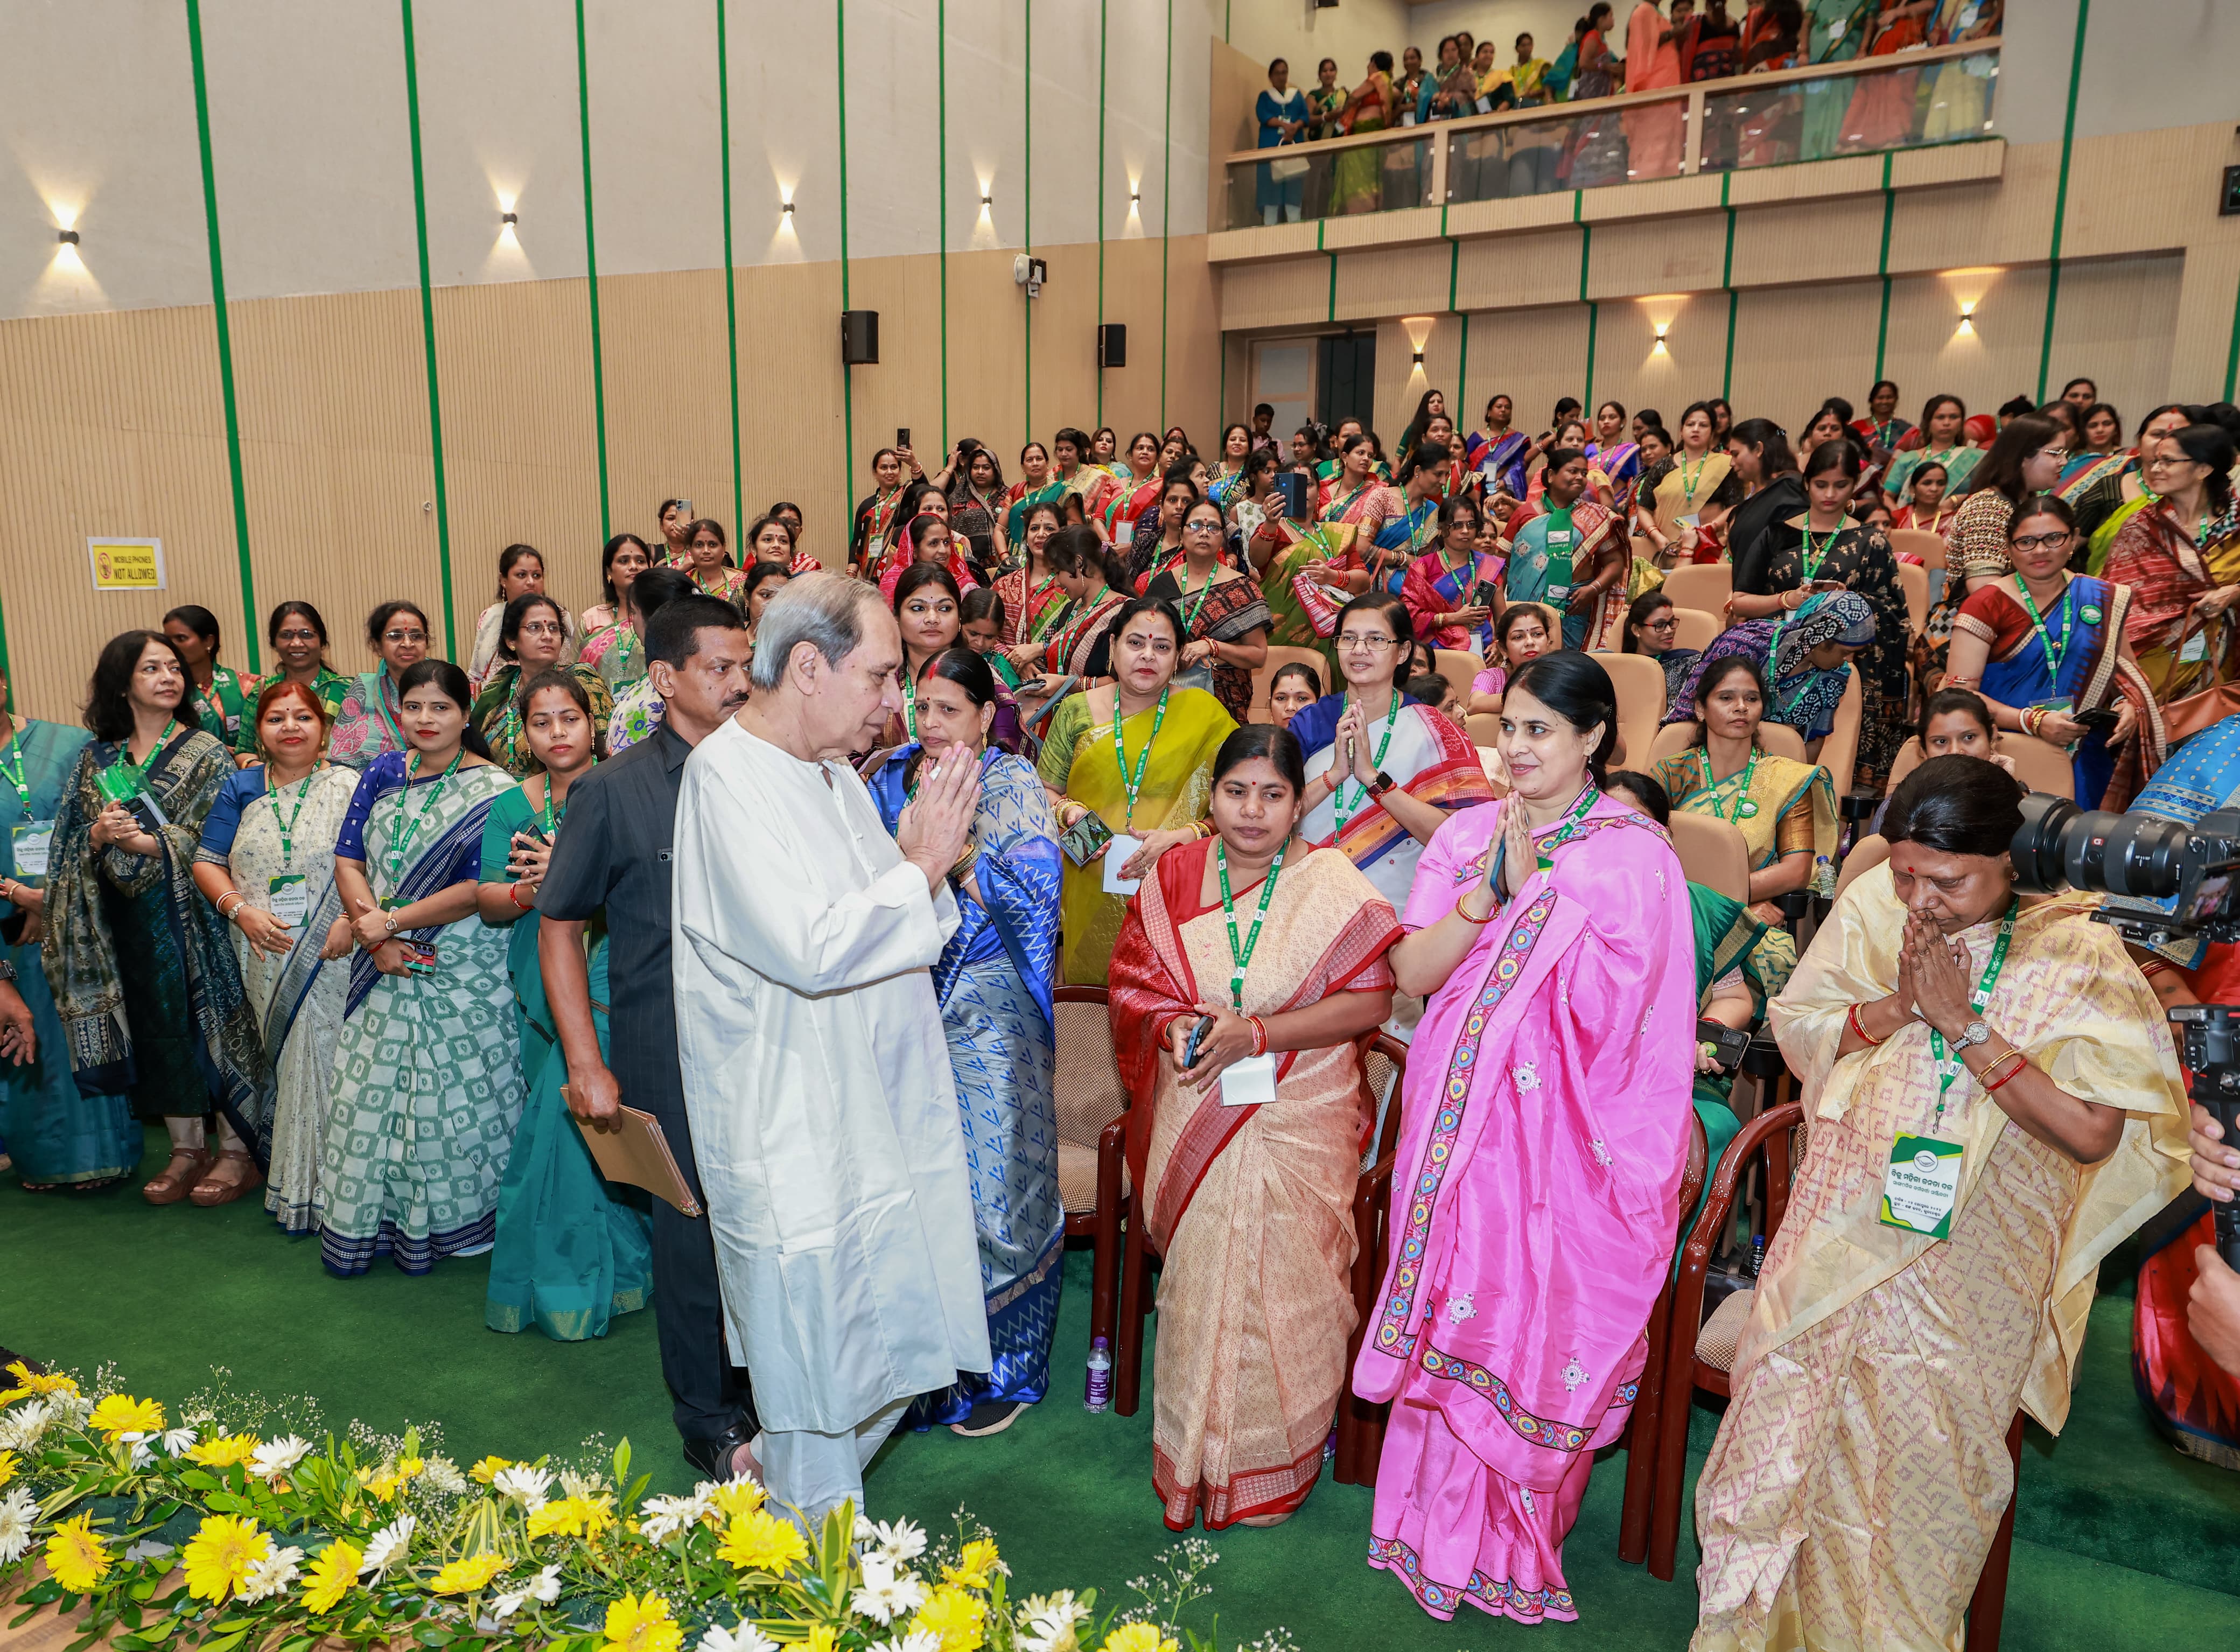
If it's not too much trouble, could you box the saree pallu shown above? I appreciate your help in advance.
[2104,502,2228,701]
[1503,501,1624,650]
[993,567,1070,648]
[1664,599,1866,750]
[852,487,906,565]
[1649,454,1733,543]
[190,665,256,751]
[1100,474,1164,542]
[1692,870,2189,1650]
[1401,547,1493,653]
[471,662,615,778]
[1042,590,1128,681]
[1885,444,1982,503]
[1147,572,1272,724]
[203,764,358,1231]
[43,729,271,1148]
[1109,839,1401,1528]
[1761,526,1912,785]
[0,721,137,1187]
[317,758,522,1276]
[1293,697,1496,914]
[1464,431,1530,500]
[327,669,411,771]
[577,621,648,693]
[1257,521,1356,673]
[871,749,1066,1420]
[1357,793,1695,1623]
[1332,97,1389,212]
[1035,687,1235,985]
[1656,751,1830,985]
[2060,449,2135,508]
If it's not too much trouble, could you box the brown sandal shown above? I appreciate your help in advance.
[188,1151,264,1208]
[143,1149,213,1206]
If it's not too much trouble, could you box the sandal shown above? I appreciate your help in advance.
[188,1151,264,1208]
[143,1149,213,1206]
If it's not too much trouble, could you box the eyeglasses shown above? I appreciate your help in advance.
[517,620,565,639]
[276,629,321,645]
[1336,632,1397,651]
[1641,616,1678,631]
[1185,520,1224,535]
[382,629,429,645]
[2037,446,2071,462]
[2010,531,2071,550]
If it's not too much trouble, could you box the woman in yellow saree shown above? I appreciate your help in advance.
[1040,596,1237,984]
[1690,755,2189,1651]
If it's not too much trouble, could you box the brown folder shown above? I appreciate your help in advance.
[563,1091,704,1217]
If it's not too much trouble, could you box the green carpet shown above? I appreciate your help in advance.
[6,1126,2240,1648]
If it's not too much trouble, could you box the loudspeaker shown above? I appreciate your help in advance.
[1098,323,1128,368]
[841,310,879,365]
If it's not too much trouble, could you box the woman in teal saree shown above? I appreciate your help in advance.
[477,669,652,1339]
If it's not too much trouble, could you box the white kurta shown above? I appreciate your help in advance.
[673,719,991,1440]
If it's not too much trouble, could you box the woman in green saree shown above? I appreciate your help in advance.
[43,632,271,1203]
[478,669,652,1339]
[471,593,614,778]
[258,603,352,747]
[161,605,258,754]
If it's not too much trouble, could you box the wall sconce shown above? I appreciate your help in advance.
[1957,299,1977,336]
[1412,349,1425,367]
[57,229,79,245]
[1653,321,1670,355]
[1131,189,1141,204]
[500,212,518,226]
[782,201,795,215]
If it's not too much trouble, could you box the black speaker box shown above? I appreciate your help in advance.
[841,310,879,365]
[1099,323,1128,368]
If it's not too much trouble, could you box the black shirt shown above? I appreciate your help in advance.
[538,721,691,1118]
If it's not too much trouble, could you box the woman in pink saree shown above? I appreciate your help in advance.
[1359,650,1697,1623]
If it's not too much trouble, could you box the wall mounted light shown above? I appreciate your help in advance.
[57,229,79,245]
[1131,189,1141,204]
[1411,349,1425,367]
[500,212,518,226]
[783,201,795,215]
[981,192,992,206]
[1653,320,1670,355]
[1957,298,1977,336]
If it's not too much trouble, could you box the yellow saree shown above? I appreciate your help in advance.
[1690,866,2189,1651]
[1038,685,1236,984]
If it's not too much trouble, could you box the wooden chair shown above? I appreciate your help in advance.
[1671,607,1722,654]
[1888,527,1948,571]
[1248,645,1331,724]
[1898,562,1930,635]
[1834,832,1889,896]
[1668,812,1751,903]
[1333,1035,1410,1484]
[1599,653,1670,779]
[1053,986,1131,1355]
[1648,720,1807,766]
[1663,563,1732,614]
[1614,1113,1710,1565]
[1431,648,1481,708]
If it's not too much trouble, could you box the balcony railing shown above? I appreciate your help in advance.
[1222,40,1999,230]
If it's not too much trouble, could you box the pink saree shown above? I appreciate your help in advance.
[1354,789,1696,1622]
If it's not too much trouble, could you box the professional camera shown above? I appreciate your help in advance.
[2010,792,2240,1265]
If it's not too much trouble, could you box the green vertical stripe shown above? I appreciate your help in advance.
[1095,0,1107,428]
[1720,172,1738,402]
[717,0,744,532]
[572,0,611,541]
[937,0,949,453]
[2225,270,2240,402]
[1447,237,1459,311]
[2038,0,2090,403]
[1159,0,1173,426]
[0,592,12,708]
[184,0,259,673]
[1457,312,1471,416]
[1322,220,1336,323]
[1872,155,1895,383]
[398,0,458,661]
[1578,220,1594,404]
[837,0,854,523]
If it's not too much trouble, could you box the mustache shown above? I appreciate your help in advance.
[719,689,751,710]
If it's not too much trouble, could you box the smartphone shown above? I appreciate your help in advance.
[1470,580,1502,610]
[1276,470,1312,521]
[676,498,692,519]
[2071,706,2120,734]
[1182,1014,1213,1069]
[1060,811,1116,867]
[1696,1019,1749,1073]
[897,427,911,450]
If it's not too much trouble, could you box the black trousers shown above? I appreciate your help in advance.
[644,1094,758,1446]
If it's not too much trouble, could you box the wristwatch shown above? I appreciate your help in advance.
[382,913,401,936]
[0,957,16,983]
[1368,771,1397,798]
[1952,1019,1991,1052]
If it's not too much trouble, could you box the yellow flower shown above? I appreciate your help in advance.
[429,1552,508,1595]
[44,1514,110,1594]
[1,1360,79,1403]
[0,1450,16,1487]
[912,1585,989,1652]
[715,1509,808,1575]
[301,1541,361,1614]
[706,1479,765,1522]
[1101,1626,1179,1652]
[601,1591,683,1652]
[944,1537,1005,1591]
[186,1433,259,1468]
[396,1454,424,1481]
[469,1454,512,1485]
[87,1395,165,1443]
[526,1494,614,1540]
[365,1471,404,1502]
[802,1628,838,1652]
[181,1513,271,1602]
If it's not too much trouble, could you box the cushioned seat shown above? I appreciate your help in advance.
[1695,1287,1754,1374]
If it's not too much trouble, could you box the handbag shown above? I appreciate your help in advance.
[2153,600,2240,748]
[1291,569,1343,638]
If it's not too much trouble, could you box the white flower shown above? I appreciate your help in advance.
[240,1545,304,1602]
[864,1516,927,1565]
[0,1487,37,1565]
[557,1468,606,1501]
[698,1621,781,1652]
[0,1400,51,1452]
[359,1514,416,1577]
[853,1512,878,1544]
[422,1456,469,1495]
[120,1432,156,1470]
[851,1552,929,1625]
[1018,1591,1089,1652]
[869,1633,941,1652]
[524,1562,562,1604]
[639,1490,712,1545]
[493,1464,552,1511]
[160,1426,199,1456]
[486,1591,528,1623]
[248,1434,311,1480]
[124,1539,176,1563]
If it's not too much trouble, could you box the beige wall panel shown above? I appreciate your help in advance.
[1886,141,2005,191]
[1335,244,1450,323]
[842,250,947,512]
[1581,174,1720,223]
[1208,222,1323,264]
[2059,126,2200,262]
[431,278,602,642]
[226,289,443,677]
[2046,255,2183,418]
[1463,303,1592,425]
[1374,312,1463,441]
[1728,195,1887,290]
[1588,215,1727,302]
[1443,193,1578,240]
[1454,226,1586,312]
[1887,143,2058,277]
[597,269,737,559]
[1097,237,1173,440]
[1161,235,1223,442]
[1727,153,1884,207]
[1207,43,1261,228]
[944,247,1034,455]
[1026,242,1106,445]
[1325,206,1444,252]
[1726,281,1882,427]
[733,261,848,563]
[0,307,240,715]
[1220,257,1329,332]
[1590,294,1721,421]
[2174,244,2240,407]
[1878,265,2049,419]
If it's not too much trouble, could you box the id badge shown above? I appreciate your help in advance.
[1102,832,1144,896]
[267,873,309,928]
[1677,512,1700,530]
[1545,583,1572,605]
[1879,1133,1964,1240]
[1220,1053,1278,1108]
[2181,629,2210,664]
[96,762,143,805]
[1474,95,1493,114]
[11,821,53,882]
[1546,529,1573,550]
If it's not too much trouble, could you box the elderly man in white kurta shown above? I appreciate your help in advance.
[673,573,991,1523]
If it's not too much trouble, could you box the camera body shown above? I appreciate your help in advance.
[2009,793,2240,947]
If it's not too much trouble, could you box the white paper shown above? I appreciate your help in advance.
[1102,832,1144,895]
[1474,95,1493,114]
[11,822,52,879]
[1220,1052,1279,1108]
[267,874,310,929]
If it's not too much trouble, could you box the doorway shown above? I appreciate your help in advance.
[1317,332,1376,431]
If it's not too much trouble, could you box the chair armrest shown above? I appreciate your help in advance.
[1667,1102,1804,1345]
[1839,786,1880,822]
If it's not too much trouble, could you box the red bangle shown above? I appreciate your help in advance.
[1983,1052,2029,1092]
[510,883,533,910]
[2138,958,2171,979]
[1847,1002,1885,1046]
[1248,1016,1269,1058]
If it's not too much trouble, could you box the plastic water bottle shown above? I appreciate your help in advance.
[1084,1337,1112,1412]
[1748,1234,1766,1278]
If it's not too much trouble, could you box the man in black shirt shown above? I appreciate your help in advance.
[536,593,758,1480]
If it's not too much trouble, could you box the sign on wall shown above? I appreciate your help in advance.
[87,536,165,592]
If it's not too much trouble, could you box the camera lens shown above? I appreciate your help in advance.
[2010,793,2076,892]
[2011,792,2190,899]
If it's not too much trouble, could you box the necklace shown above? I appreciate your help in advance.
[1217,839,1286,1011]
[1332,689,1402,834]
[1109,685,1171,832]
[1699,743,1761,821]
[2011,573,2074,684]
[386,747,465,893]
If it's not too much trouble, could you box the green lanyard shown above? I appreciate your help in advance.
[0,736,28,817]
[1699,744,1761,822]
[537,774,573,837]
[1216,839,1285,1010]
[268,769,319,871]
[1927,900,2017,1132]
[1797,521,1840,585]
[110,719,179,796]
[902,675,919,740]
[1677,454,1709,506]
[2011,575,2073,685]
[386,748,465,892]
[1110,686,1170,832]
[1332,689,1402,835]
[1529,781,1600,873]
[1179,569,1220,636]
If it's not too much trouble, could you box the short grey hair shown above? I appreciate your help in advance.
[747,572,884,690]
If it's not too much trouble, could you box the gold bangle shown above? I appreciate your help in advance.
[1977,1047,2026,1087]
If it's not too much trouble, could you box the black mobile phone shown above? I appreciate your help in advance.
[1696,1019,1750,1074]
[1470,580,1501,610]
[897,426,911,450]
[1182,1015,1214,1068]
[2071,706,2120,734]
[1276,470,1312,520]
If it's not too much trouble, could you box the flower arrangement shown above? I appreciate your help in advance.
[0,1362,1286,1652]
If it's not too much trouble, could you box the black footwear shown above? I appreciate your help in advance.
[681,1420,758,1482]
[949,1400,1026,1438]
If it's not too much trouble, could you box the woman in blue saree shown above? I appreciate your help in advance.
[1256,60,1309,225]
[870,646,1063,1436]
[477,669,652,1339]
[0,667,125,1191]
[1462,395,1531,500]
